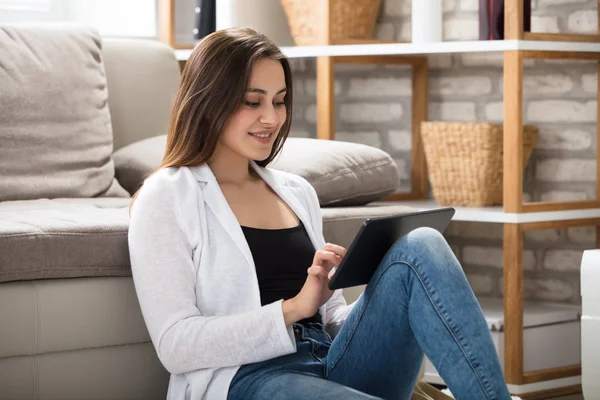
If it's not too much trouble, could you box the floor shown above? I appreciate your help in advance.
[546,395,583,400]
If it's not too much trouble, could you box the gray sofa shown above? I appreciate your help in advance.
[0,25,414,400]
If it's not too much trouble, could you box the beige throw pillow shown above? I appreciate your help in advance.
[0,24,128,201]
[113,136,400,206]
[270,138,400,206]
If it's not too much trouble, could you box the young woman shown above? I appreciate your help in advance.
[128,28,512,400]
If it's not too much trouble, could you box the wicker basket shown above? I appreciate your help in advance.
[280,0,382,46]
[420,122,539,207]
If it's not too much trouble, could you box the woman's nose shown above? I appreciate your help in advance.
[259,104,278,125]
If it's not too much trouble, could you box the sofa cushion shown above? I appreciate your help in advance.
[113,136,400,205]
[0,24,128,201]
[102,38,180,151]
[113,135,167,195]
[270,138,400,206]
[0,277,151,358]
[0,198,131,283]
[0,197,415,283]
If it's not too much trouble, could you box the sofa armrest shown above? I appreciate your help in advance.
[112,135,167,195]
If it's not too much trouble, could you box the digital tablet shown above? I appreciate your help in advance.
[328,207,456,290]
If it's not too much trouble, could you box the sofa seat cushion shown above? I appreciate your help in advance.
[0,198,131,283]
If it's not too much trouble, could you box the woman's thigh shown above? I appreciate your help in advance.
[228,323,379,400]
[228,370,383,400]
[324,248,424,400]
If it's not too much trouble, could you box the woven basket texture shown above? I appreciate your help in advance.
[280,0,382,45]
[421,122,538,206]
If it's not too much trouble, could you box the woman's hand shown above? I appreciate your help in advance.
[282,243,346,325]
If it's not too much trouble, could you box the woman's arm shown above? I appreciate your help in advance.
[128,174,296,375]
[297,178,356,333]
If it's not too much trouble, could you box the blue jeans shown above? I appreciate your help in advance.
[228,227,512,400]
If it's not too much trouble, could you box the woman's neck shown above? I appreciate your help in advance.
[207,151,257,185]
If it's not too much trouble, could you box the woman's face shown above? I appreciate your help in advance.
[218,58,287,162]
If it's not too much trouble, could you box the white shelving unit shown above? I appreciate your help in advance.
[375,200,600,224]
[174,39,600,60]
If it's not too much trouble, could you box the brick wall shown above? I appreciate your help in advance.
[289,0,599,304]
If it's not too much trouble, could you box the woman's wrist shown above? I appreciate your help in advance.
[282,298,304,326]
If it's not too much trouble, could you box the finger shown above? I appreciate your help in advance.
[323,243,347,258]
[307,265,329,279]
[313,250,340,270]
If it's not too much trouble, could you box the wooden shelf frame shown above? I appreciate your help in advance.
[158,0,196,50]
[505,0,600,43]
[503,49,600,215]
[320,55,430,202]
[502,217,598,391]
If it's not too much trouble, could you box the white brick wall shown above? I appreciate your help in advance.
[581,73,597,93]
[484,102,503,122]
[340,103,404,124]
[532,16,560,32]
[466,274,494,295]
[535,129,592,150]
[525,229,561,243]
[536,159,596,181]
[538,0,588,5]
[459,0,478,12]
[446,222,503,240]
[540,190,589,201]
[392,158,410,180]
[335,131,382,147]
[527,100,597,122]
[347,77,412,97]
[525,279,574,302]
[567,226,596,244]
[568,9,598,33]
[522,74,574,95]
[443,19,479,40]
[387,130,412,151]
[463,246,536,270]
[429,101,476,120]
[543,250,585,271]
[431,76,493,96]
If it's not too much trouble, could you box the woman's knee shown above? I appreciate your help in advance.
[397,226,449,253]
[386,226,456,269]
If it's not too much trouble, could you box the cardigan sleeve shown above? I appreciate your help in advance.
[298,177,357,336]
[128,172,296,375]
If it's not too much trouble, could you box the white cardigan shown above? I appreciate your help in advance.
[128,161,356,400]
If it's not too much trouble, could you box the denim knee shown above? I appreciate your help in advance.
[394,226,449,255]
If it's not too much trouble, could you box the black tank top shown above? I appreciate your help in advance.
[241,220,322,324]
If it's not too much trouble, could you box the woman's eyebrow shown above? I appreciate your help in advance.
[246,87,287,95]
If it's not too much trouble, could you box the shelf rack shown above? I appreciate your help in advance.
[165,0,600,397]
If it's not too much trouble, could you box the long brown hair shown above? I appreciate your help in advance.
[129,27,293,209]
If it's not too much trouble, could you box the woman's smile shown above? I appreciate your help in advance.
[248,129,276,144]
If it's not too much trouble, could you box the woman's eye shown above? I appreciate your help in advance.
[244,101,260,108]
[274,101,285,107]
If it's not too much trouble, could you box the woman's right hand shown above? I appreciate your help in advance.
[282,243,346,325]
